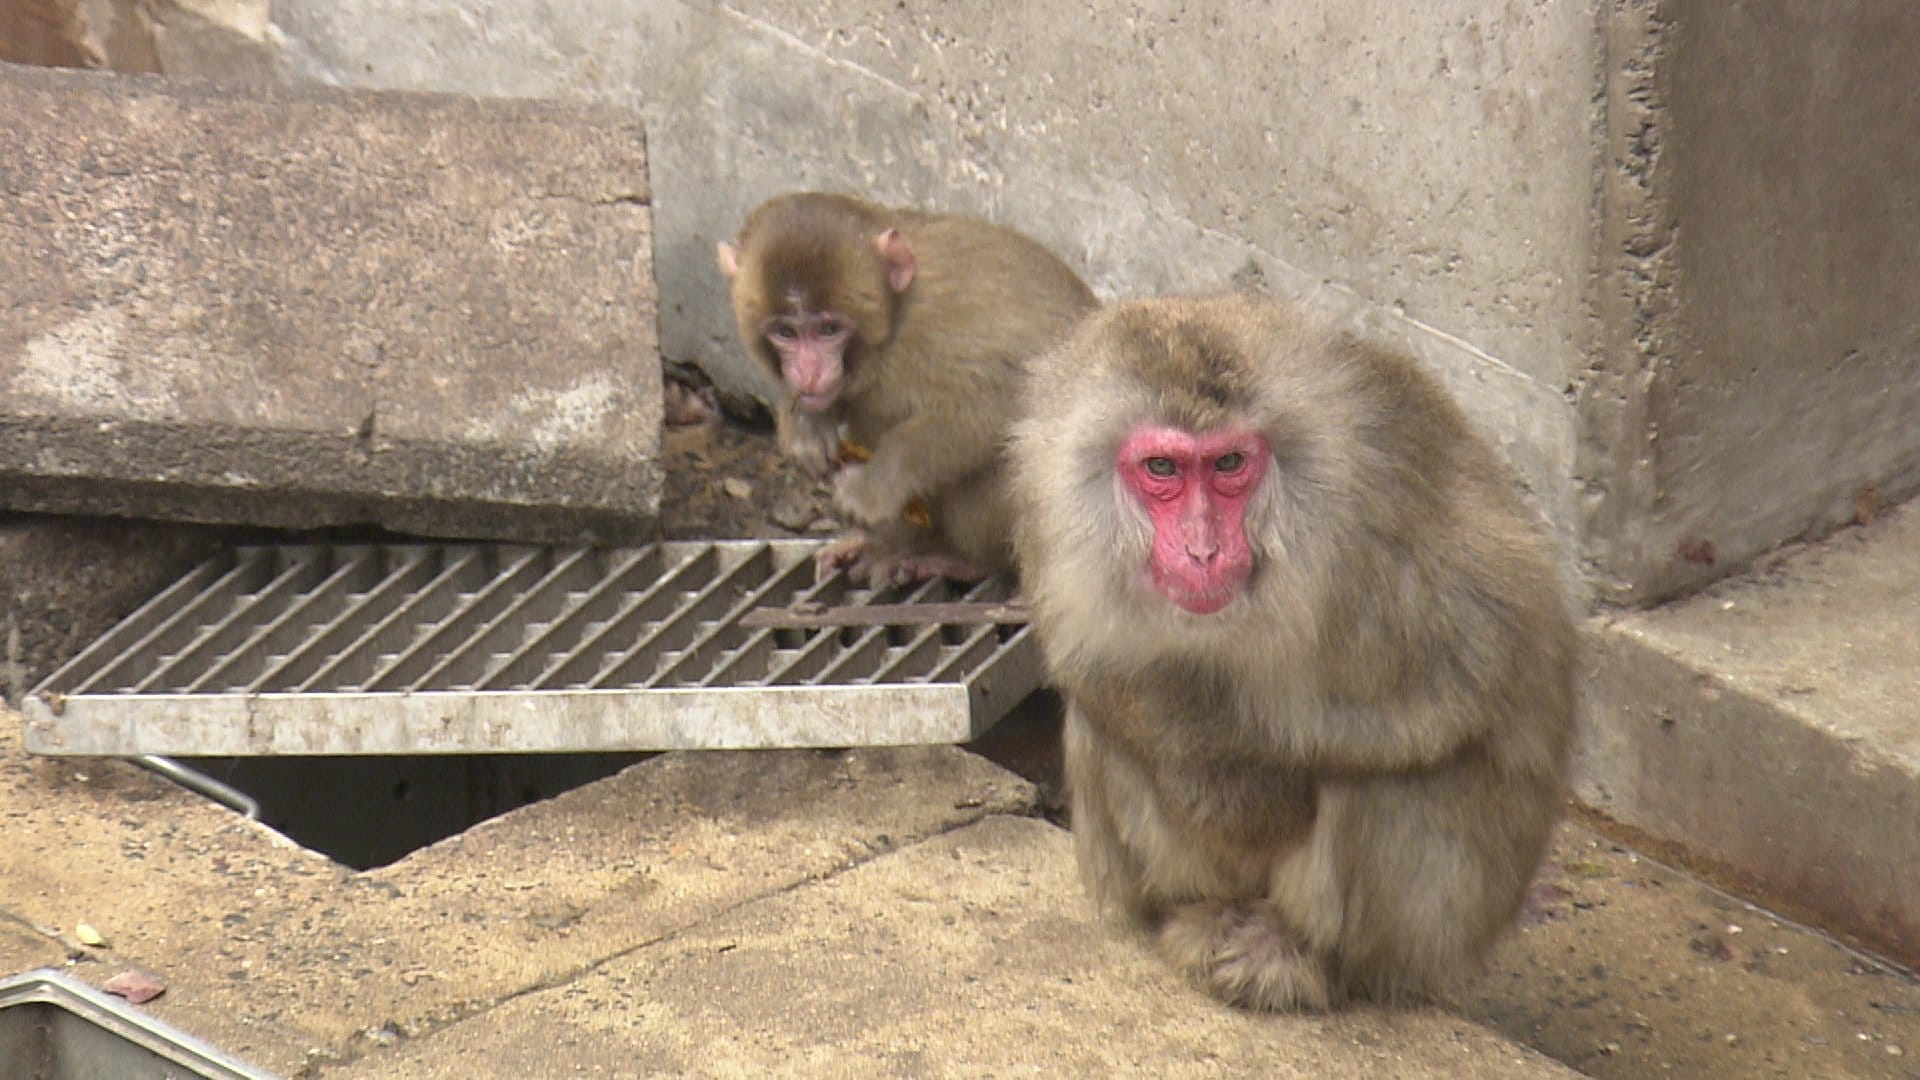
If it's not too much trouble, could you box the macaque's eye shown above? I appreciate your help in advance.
[1144,457,1178,478]
[1213,452,1245,473]
[817,319,844,338]
[770,323,800,341]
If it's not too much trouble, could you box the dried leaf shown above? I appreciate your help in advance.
[102,969,166,1004]
[74,922,107,948]
[1676,538,1717,566]
[662,376,720,427]
[1855,484,1885,526]
[721,477,753,500]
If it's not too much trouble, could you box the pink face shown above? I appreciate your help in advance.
[764,311,852,411]
[1116,425,1269,615]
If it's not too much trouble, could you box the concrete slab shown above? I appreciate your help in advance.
[0,62,661,544]
[1580,498,1920,969]
[4,692,1916,1077]
[337,815,1572,1079]
[0,709,1036,1075]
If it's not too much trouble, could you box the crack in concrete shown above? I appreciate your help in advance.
[325,806,1046,1069]
[715,4,917,102]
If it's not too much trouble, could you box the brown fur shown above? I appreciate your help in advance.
[721,192,1097,581]
[1010,293,1577,1010]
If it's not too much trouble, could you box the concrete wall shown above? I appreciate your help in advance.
[24,0,1917,604]
[1581,0,1920,602]
[265,0,1594,537]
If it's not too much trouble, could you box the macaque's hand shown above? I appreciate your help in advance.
[832,461,908,526]
[778,411,843,478]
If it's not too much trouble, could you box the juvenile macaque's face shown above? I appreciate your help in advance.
[761,309,851,411]
[1115,425,1268,614]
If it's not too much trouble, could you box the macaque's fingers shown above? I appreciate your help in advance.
[814,531,872,585]
[893,553,993,585]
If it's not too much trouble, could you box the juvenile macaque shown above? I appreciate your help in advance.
[718,192,1096,584]
[1010,294,1576,1010]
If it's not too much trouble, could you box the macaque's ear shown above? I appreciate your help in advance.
[716,241,740,280]
[875,229,916,292]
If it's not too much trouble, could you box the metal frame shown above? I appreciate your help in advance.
[23,541,1043,757]
[0,967,277,1079]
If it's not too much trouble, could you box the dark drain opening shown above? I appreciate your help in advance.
[167,752,651,870]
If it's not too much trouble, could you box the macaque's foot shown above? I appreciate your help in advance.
[889,553,993,585]
[1157,900,1332,1012]
[814,531,873,583]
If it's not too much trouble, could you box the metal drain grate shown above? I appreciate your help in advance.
[23,541,1042,756]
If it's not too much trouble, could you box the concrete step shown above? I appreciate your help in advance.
[0,62,661,544]
[1580,497,1920,970]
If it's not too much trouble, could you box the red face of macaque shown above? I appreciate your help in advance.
[763,311,852,411]
[1116,426,1269,615]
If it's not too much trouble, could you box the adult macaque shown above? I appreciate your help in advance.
[718,192,1096,584]
[1010,294,1576,1010]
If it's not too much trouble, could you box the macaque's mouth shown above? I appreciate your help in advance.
[795,390,838,411]
[1150,576,1240,615]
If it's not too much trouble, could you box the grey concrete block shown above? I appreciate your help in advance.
[0,62,661,543]
[0,513,231,703]
[1578,499,1920,969]
[1579,3,1920,603]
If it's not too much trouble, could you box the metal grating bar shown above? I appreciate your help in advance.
[256,546,446,691]
[694,568,852,688]
[286,546,498,691]
[129,548,336,693]
[643,552,817,689]
[184,546,389,692]
[582,544,778,689]
[22,541,1043,756]
[59,553,267,695]
[36,553,240,695]
[528,546,722,690]
[473,545,666,689]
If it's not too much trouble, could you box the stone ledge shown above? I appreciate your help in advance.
[1578,500,1920,969]
[0,62,661,543]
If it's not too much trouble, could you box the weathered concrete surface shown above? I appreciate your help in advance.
[0,62,662,543]
[0,726,1036,1073]
[269,0,1590,537]
[0,0,286,80]
[342,816,1569,1079]
[1579,498,1920,970]
[6,696,1919,1077]
[0,513,232,704]
[0,713,1577,1078]
[263,2,1920,604]
[1580,2,1920,602]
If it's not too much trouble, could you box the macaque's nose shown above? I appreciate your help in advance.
[1182,518,1219,564]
